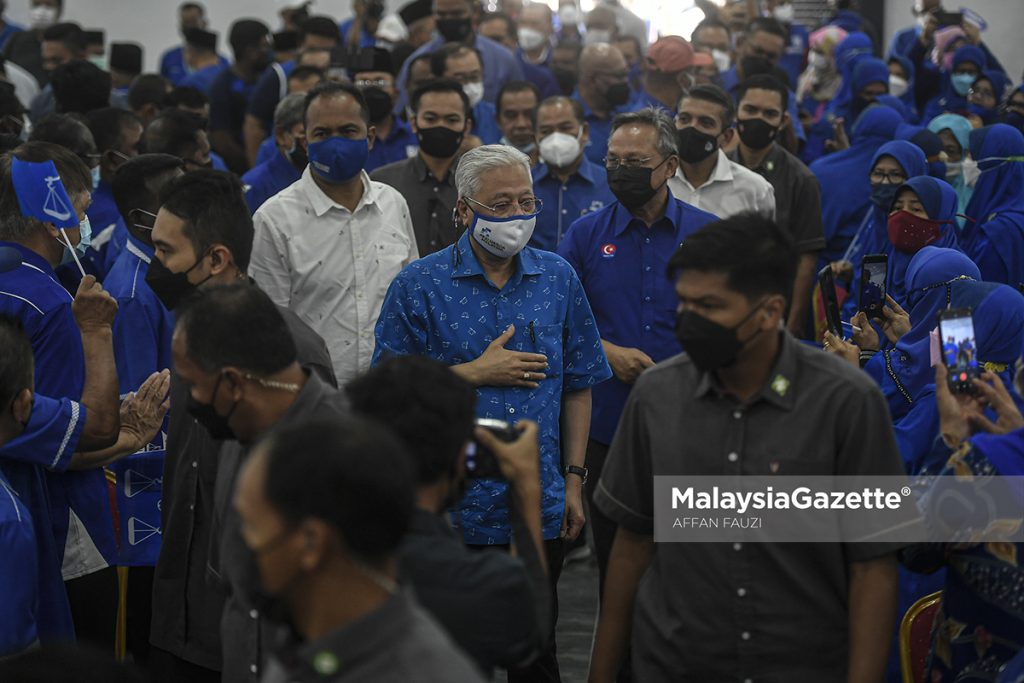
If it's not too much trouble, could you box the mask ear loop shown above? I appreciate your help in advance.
[59,226,86,278]
[955,213,976,225]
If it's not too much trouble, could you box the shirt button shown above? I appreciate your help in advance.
[508,407,515,414]
[191,461,198,469]
[561,209,567,214]
[432,186,439,193]
[643,324,651,331]
[250,609,258,619]
[250,664,258,674]
[727,452,738,462]
[644,265,651,272]
[741,631,751,641]
[644,237,650,243]
[733,410,742,419]
[189,504,195,511]
[733,542,743,551]
[644,295,651,302]
[744,679,753,683]
[737,587,747,597]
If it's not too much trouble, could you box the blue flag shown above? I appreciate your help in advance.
[11,158,80,229]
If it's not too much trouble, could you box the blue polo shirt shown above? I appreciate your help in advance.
[208,68,260,140]
[558,196,719,444]
[472,100,502,145]
[366,117,418,173]
[373,232,612,544]
[247,61,295,134]
[339,18,375,48]
[242,148,301,213]
[104,235,174,567]
[577,92,633,165]
[159,45,230,87]
[778,23,810,91]
[0,470,37,656]
[531,156,616,251]
[630,89,675,117]
[255,135,277,166]
[719,66,806,142]
[0,242,117,575]
[84,180,128,280]
[180,63,228,95]
[0,394,82,643]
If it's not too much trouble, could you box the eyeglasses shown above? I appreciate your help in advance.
[968,86,995,100]
[869,170,907,184]
[355,78,393,89]
[465,196,543,217]
[604,155,660,170]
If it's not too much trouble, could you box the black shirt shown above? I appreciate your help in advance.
[730,144,826,254]
[595,332,905,682]
[4,31,44,86]
[150,304,335,671]
[370,154,460,256]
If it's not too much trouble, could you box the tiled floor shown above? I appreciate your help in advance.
[554,555,599,682]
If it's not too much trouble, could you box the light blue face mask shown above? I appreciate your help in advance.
[91,165,101,190]
[950,73,976,97]
[76,215,92,254]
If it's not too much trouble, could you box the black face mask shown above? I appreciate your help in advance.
[676,126,719,163]
[185,373,237,441]
[604,82,631,108]
[437,17,473,43]
[674,302,766,373]
[362,87,393,124]
[736,117,779,150]
[552,67,577,95]
[417,125,464,158]
[287,143,308,172]
[145,253,210,311]
[607,157,670,210]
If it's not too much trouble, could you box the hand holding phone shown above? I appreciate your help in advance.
[937,308,980,394]
[859,254,887,321]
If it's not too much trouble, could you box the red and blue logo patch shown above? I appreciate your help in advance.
[601,243,616,258]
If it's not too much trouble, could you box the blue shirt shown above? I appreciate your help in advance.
[472,100,502,145]
[373,233,611,544]
[366,116,418,173]
[339,18,375,48]
[720,66,806,142]
[246,61,295,133]
[159,45,230,86]
[242,149,301,213]
[630,89,675,117]
[578,92,634,165]
[0,393,83,643]
[531,156,616,250]
[0,470,37,656]
[0,243,117,573]
[558,196,719,444]
[395,35,524,112]
[0,20,23,52]
[778,23,810,90]
[180,62,228,95]
[516,54,561,99]
[84,180,128,280]
[255,134,278,166]
[208,67,260,139]
[104,235,174,566]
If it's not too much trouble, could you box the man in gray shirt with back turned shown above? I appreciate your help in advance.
[588,212,903,683]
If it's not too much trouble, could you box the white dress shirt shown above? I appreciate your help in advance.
[667,149,776,220]
[250,167,419,384]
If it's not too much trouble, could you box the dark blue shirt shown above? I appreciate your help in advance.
[208,67,260,140]
[180,63,228,95]
[719,66,806,142]
[84,180,128,280]
[516,54,561,99]
[531,156,615,251]
[0,243,117,574]
[254,135,277,166]
[0,470,37,655]
[159,46,230,87]
[246,61,294,133]
[366,116,418,173]
[373,232,611,544]
[242,149,301,213]
[338,18,375,48]
[577,91,634,165]
[472,100,502,145]
[557,197,719,444]
[778,23,810,90]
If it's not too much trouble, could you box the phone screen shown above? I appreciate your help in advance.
[860,257,887,318]
[939,311,979,393]
[818,266,841,337]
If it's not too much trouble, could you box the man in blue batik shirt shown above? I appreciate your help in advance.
[374,144,610,683]
[557,108,718,599]
[531,96,615,251]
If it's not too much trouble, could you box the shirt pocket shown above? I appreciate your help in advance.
[371,229,412,294]
[528,323,564,381]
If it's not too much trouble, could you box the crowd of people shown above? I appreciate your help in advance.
[0,0,1023,681]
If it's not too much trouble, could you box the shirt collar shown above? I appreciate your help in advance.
[299,166,377,218]
[451,231,543,284]
[611,194,687,237]
[693,331,799,411]
[1,241,55,274]
[729,143,783,175]
[381,116,412,143]
[534,155,601,185]
[676,149,734,190]
[125,233,154,264]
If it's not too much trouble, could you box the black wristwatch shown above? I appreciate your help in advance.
[565,465,588,483]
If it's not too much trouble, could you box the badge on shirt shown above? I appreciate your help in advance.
[601,243,616,258]
[313,651,340,676]
[770,374,790,397]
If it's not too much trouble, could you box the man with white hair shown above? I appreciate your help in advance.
[240,93,307,213]
[373,144,611,683]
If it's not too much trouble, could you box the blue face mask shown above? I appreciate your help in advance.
[870,182,901,209]
[968,102,997,124]
[90,165,100,190]
[307,136,368,184]
[927,160,947,179]
[1002,110,1024,132]
[950,73,976,97]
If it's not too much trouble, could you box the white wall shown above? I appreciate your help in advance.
[882,0,1022,82]
[3,0,380,72]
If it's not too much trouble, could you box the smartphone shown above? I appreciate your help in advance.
[937,308,980,394]
[466,418,518,479]
[818,265,842,337]
[859,254,888,320]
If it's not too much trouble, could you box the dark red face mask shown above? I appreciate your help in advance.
[887,210,944,253]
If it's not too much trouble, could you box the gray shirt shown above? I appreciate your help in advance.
[594,331,904,683]
[260,591,486,683]
[370,154,459,257]
[210,372,348,683]
[729,144,826,254]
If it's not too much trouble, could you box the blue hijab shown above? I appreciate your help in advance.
[901,246,981,346]
[921,45,987,122]
[841,57,892,121]
[962,123,1024,286]
[927,113,975,222]
[840,143,929,318]
[812,105,903,266]
[1002,84,1024,133]
[889,54,918,122]
[968,70,1011,125]
[825,31,873,120]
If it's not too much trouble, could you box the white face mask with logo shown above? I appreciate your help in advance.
[889,74,909,98]
[539,129,583,168]
[463,81,485,108]
[469,209,536,259]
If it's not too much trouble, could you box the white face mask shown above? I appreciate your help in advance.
[962,157,980,186]
[889,74,909,98]
[88,55,108,71]
[29,5,57,30]
[711,49,731,73]
[558,5,582,26]
[518,27,546,51]
[584,29,613,46]
[91,165,101,190]
[539,129,583,168]
[772,3,794,23]
[808,51,828,70]
[470,210,536,259]
[945,160,962,178]
[463,81,484,108]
